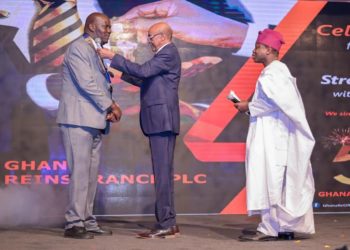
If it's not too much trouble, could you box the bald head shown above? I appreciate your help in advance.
[149,22,173,41]
[84,12,111,44]
[147,22,173,52]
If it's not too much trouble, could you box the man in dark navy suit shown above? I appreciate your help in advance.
[98,22,181,239]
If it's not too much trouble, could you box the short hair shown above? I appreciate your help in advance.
[84,12,107,33]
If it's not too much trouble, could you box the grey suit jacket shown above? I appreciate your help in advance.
[57,36,113,132]
[111,43,181,136]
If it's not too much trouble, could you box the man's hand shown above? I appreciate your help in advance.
[106,112,118,122]
[97,48,116,60]
[107,102,122,122]
[234,101,249,113]
[115,0,248,48]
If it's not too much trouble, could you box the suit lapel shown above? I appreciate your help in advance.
[84,36,107,75]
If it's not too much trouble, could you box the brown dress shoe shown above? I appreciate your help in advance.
[64,226,94,239]
[171,225,180,235]
[137,227,176,239]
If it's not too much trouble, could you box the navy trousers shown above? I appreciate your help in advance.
[149,131,177,229]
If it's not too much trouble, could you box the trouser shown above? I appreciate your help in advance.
[257,166,315,236]
[149,132,177,229]
[60,125,102,230]
[257,205,315,236]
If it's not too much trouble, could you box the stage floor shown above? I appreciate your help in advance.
[0,214,349,250]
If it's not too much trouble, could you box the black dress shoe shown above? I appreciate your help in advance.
[137,227,176,239]
[239,231,278,242]
[278,232,294,240]
[87,228,113,236]
[64,226,94,239]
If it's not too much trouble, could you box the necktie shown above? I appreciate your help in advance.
[29,0,83,71]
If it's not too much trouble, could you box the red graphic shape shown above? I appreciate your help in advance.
[221,187,247,214]
[183,1,327,213]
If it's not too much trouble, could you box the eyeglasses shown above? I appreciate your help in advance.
[147,32,162,41]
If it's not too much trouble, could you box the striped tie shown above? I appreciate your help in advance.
[29,0,83,71]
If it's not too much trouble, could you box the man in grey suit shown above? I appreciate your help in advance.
[57,13,122,239]
[98,22,181,239]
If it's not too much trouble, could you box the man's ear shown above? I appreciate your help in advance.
[88,23,95,33]
[161,35,166,43]
[266,46,272,55]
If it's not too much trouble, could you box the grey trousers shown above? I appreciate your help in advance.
[60,124,102,230]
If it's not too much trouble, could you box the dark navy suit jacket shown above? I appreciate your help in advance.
[110,43,181,136]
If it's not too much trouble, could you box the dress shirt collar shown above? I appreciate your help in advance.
[156,42,171,54]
